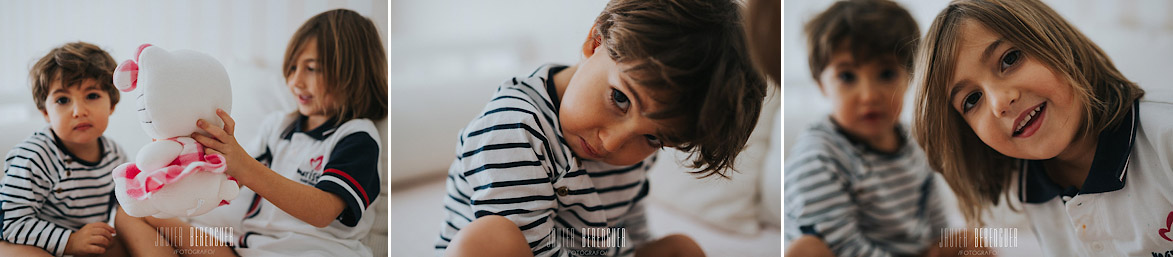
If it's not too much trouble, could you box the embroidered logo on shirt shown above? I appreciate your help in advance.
[1159,211,1173,242]
[310,155,324,171]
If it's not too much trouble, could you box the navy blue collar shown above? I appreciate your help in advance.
[1020,100,1139,204]
[281,115,341,141]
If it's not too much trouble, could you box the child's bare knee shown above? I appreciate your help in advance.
[786,235,834,257]
[445,215,531,257]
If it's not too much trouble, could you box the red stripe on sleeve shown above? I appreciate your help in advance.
[324,168,370,206]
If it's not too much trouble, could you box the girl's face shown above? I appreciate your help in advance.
[287,37,334,119]
[948,21,1084,160]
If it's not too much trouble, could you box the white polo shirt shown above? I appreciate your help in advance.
[1018,100,1173,256]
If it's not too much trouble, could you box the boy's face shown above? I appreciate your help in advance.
[560,45,671,166]
[817,47,908,141]
[948,21,1083,160]
[287,37,334,119]
[40,78,114,146]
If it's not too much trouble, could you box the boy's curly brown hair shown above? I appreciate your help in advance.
[592,0,768,178]
[30,42,120,111]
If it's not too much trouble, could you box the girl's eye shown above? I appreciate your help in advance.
[55,97,69,105]
[1000,49,1022,72]
[306,66,317,72]
[962,91,982,112]
[610,88,630,112]
[87,93,101,100]
[838,71,856,83]
[645,135,662,148]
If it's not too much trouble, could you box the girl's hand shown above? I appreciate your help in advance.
[193,109,253,179]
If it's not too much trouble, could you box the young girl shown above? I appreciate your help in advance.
[913,0,1172,255]
[114,9,386,257]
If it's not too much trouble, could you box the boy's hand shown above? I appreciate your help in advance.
[64,222,115,256]
[193,109,254,180]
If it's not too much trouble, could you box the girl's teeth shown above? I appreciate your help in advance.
[1016,105,1044,132]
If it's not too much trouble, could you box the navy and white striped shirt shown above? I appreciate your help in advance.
[784,117,947,257]
[0,127,127,256]
[436,64,655,257]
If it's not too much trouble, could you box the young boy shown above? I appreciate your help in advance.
[784,0,950,256]
[435,0,766,256]
[0,42,129,256]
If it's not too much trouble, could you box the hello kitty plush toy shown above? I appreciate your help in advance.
[111,44,239,218]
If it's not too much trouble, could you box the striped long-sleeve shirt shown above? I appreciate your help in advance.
[0,127,127,256]
[436,64,655,257]
[784,117,947,257]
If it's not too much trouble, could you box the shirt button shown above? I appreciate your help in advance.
[556,186,569,196]
[55,188,63,194]
[66,170,71,177]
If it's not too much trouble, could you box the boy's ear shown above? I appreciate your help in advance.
[582,25,601,58]
[40,108,49,123]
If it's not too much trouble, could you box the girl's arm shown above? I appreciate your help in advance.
[231,156,346,228]
[193,109,345,228]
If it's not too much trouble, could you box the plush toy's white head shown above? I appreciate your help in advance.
[114,44,232,139]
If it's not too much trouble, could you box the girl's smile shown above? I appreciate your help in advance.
[1012,102,1045,138]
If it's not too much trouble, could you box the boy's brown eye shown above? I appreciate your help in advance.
[879,69,896,81]
[55,97,69,105]
[838,71,856,83]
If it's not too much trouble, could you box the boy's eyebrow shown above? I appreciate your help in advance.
[617,73,646,112]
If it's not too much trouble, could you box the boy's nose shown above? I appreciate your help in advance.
[600,127,637,154]
[72,103,89,117]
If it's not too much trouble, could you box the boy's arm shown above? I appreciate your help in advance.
[456,119,562,257]
[785,155,896,257]
[1,153,73,256]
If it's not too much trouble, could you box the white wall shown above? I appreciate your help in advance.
[389,0,609,182]
[0,0,388,160]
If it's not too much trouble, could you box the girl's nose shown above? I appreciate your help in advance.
[988,86,1019,118]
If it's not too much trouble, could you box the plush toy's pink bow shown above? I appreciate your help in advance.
[113,44,152,92]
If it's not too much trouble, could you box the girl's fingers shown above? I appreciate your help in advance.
[197,119,229,141]
[216,108,236,136]
[192,132,221,149]
[206,148,224,156]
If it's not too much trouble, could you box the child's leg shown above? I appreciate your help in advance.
[115,207,180,257]
[115,207,238,257]
[635,234,705,257]
[142,216,238,257]
[97,234,128,257]
[444,215,532,257]
[785,235,834,257]
[0,240,53,257]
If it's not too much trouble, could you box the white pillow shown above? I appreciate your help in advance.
[647,87,780,235]
[758,105,781,227]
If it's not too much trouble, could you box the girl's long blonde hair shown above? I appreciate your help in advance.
[912,0,1144,225]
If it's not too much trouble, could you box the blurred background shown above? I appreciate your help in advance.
[784,0,1173,255]
[390,0,782,256]
[0,1,389,256]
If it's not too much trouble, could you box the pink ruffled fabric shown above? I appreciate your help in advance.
[122,141,228,200]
